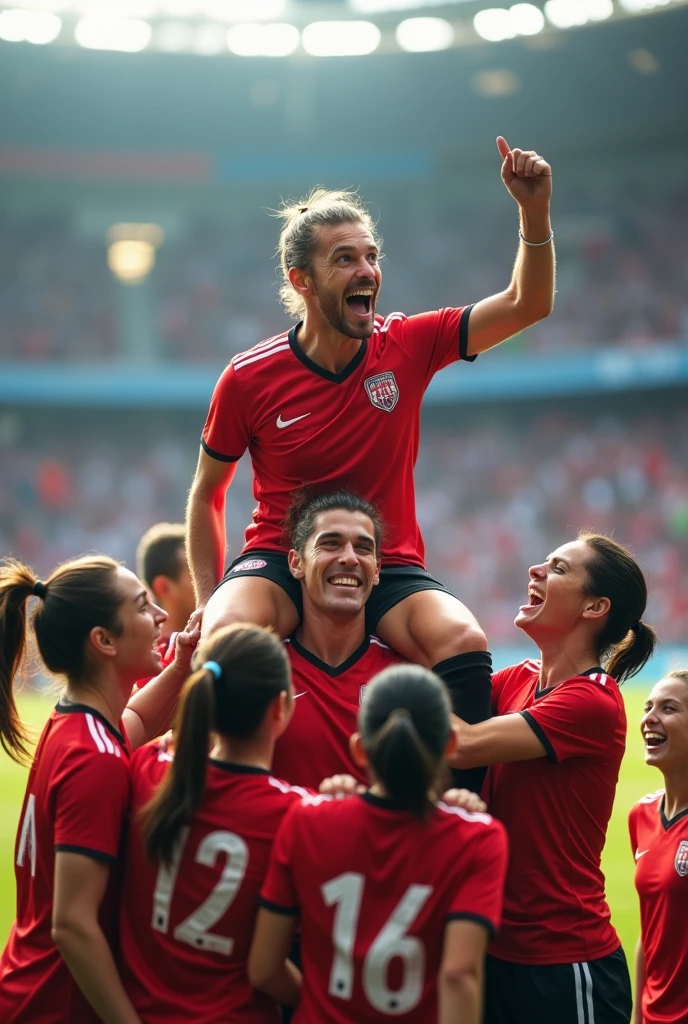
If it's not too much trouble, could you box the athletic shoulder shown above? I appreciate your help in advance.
[230,330,292,375]
[631,789,664,814]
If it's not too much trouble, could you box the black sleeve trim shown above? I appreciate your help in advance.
[521,710,558,763]
[459,304,477,362]
[55,844,117,865]
[445,912,496,938]
[200,437,242,463]
[258,897,299,916]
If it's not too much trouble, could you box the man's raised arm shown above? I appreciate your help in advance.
[186,447,237,621]
[467,135,555,357]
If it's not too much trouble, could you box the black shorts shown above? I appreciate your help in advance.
[219,549,450,633]
[484,948,632,1024]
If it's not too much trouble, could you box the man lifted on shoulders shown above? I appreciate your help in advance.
[187,136,554,790]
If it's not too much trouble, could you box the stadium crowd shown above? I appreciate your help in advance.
[2,404,687,645]
[1,180,687,363]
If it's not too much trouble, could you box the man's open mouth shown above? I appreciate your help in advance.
[346,290,373,315]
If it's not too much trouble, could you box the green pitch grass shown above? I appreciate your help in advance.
[0,689,654,968]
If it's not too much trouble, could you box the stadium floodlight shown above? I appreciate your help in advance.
[227,22,299,56]
[190,21,226,52]
[509,3,545,33]
[157,0,198,14]
[350,0,450,12]
[155,19,193,49]
[203,0,287,21]
[75,16,152,49]
[544,0,612,27]
[302,20,381,56]
[396,16,454,50]
[0,8,62,42]
[75,0,159,16]
[473,7,516,39]
[106,223,164,285]
[618,0,670,11]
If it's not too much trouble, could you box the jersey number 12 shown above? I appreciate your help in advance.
[151,828,249,955]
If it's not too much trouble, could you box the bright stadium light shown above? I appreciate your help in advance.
[190,21,226,52]
[544,0,612,25]
[396,16,454,51]
[75,16,152,50]
[227,22,299,56]
[350,0,450,11]
[618,0,670,11]
[204,0,287,20]
[156,19,193,49]
[0,8,62,43]
[75,0,159,16]
[106,223,164,285]
[473,8,516,40]
[509,3,545,33]
[302,20,381,56]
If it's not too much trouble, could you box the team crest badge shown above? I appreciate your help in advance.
[232,559,268,572]
[364,372,399,412]
[675,840,688,877]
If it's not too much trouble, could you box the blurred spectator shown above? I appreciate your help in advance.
[1,403,686,644]
[1,180,687,363]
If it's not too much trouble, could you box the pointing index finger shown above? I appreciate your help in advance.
[496,136,511,160]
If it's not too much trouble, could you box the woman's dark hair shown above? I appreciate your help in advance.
[144,623,290,867]
[0,555,123,764]
[359,664,451,818]
[580,532,658,685]
[285,490,383,554]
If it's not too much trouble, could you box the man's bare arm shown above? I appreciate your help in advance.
[186,447,237,611]
[467,136,555,357]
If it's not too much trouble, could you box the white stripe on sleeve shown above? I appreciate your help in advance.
[86,713,106,753]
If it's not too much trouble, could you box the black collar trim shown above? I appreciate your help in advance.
[535,666,605,699]
[660,795,688,830]
[208,759,271,776]
[54,702,127,748]
[289,632,371,677]
[288,324,368,384]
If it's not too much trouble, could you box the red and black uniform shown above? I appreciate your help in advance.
[120,742,312,1023]
[272,634,403,790]
[484,659,631,1024]
[202,309,474,570]
[629,789,688,1024]
[0,704,130,1024]
[260,792,507,1024]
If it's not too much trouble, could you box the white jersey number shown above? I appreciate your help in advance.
[17,794,37,878]
[322,872,432,1015]
[152,828,249,955]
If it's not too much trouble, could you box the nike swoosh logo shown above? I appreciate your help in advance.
[635,849,649,860]
[276,413,311,429]
[294,692,307,699]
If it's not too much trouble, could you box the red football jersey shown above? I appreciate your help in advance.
[487,659,626,965]
[271,635,404,790]
[629,790,688,1024]
[120,742,313,1024]
[0,704,131,1024]
[260,792,507,1024]
[201,308,473,567]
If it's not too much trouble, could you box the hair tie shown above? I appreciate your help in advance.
[32,580,47,599]
[203,660,222,680]
[632,621,642,632]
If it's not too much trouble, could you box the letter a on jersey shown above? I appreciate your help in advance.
[364,372,399,412]
[675,840,688,877]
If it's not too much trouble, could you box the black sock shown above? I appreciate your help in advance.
[432,650,492,795]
